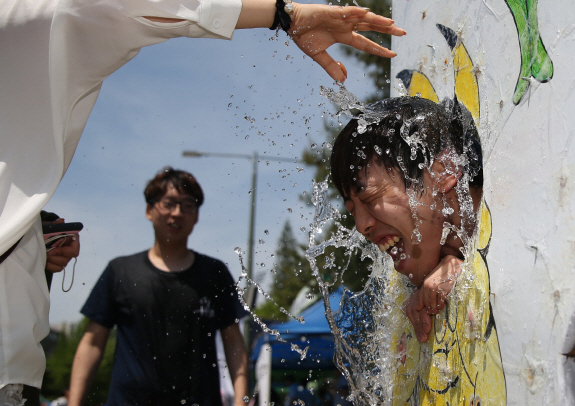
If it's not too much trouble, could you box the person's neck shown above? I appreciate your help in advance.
[148,241,195,272]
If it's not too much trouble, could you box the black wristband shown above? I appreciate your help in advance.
[269,0,293,32]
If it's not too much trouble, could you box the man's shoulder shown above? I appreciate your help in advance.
[108,250,149,270]
[193,251,227,270]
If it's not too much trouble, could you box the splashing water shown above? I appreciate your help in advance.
[301,87,485,404]
[235,249,310,360]
[305,179,404,404]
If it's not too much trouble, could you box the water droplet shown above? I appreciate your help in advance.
[243,396,250,403]
[181,400,186,405]
[259,239,265,244]
[234,247,242,254]
[411,228,422,244]
[306,293,314,300]
[264,230,269,235]
[409,273,413,279]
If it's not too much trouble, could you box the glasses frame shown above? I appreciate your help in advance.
[153,198,198,215]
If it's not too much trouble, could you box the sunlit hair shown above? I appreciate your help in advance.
[330,96,482,199]
[144,167,204,207]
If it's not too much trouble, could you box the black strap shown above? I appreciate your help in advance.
[269,0,292,32]
[0,237,23,266]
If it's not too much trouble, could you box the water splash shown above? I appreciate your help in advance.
[307,88,484,404]
[235,249,309,359]
[305,179,405,404]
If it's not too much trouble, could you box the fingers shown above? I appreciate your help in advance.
[417,312,432,342]
[333,6,406,36]
[46,255,70,273]
[46,237,80,273]
[310,51,347,82]
[347,33,397,58]
[404,297,432,343]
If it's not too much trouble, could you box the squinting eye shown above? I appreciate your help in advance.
[182,203,196,211]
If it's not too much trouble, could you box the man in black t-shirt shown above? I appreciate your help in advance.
[69,168,248,406]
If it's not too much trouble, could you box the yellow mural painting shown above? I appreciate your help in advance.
[390,24,507,405]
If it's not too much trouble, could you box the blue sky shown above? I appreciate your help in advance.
[45,23,380,325]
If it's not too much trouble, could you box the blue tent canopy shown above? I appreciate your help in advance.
[250,287,343,370]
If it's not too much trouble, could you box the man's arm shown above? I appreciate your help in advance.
[404,255,462,342]
[221,323,249,406]
[68,321,110,406]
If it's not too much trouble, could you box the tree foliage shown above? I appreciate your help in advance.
[42,318,116,404]
[339,0,394,102]
[256,0,393,320]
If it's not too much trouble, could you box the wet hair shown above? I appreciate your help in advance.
[330,96,483,199]
[144,167,204,207]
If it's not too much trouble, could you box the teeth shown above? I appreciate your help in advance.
[379,237,401,253]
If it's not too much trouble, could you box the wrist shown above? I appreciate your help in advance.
[236,0,276,29]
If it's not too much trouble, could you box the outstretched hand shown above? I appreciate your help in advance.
[403,255,462,343]
[289,4,406,82]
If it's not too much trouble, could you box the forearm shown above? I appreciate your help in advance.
[222,325,249,405]
[235,0,276,29]
[68,324,109,406]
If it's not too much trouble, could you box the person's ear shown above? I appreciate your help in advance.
[146,204,153,221]
[438,170,461,193]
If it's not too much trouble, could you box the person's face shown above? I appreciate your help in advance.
[344,161,454,287]
[146,183,199,244]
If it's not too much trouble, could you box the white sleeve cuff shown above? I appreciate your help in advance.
[125,0,242,40]
[195,0,242,39]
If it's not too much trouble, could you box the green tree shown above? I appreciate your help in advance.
[338,0,394,102]
[255,222,314,321]
[255,0,393,318]
[42,317,116,404]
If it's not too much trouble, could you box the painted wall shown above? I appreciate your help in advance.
[391,0,575,403]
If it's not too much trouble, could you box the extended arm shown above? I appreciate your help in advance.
[221,323,249,406]
[68,321,111,406]
[146,0,405,82]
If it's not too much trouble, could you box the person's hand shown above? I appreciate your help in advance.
[419,255,462,314]
[403,290,433,343]
[289,4,406,82]
[45,219,81,273]
[403,255,462,342]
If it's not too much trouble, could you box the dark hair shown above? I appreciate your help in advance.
[330,96,482,199]
[144,167,204,207]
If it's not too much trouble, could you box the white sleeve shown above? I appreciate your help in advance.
[50,0,243,168]
[0,0,242,254]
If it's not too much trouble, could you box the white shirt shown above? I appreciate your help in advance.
[0,0,241,389]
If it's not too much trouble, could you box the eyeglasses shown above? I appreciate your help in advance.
[154,198,198,215]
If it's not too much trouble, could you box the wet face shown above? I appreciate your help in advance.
[344,161,458,287]
[146,184,198,244]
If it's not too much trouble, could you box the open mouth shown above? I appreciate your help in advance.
[167,222,182,230]
[377,236,405,266]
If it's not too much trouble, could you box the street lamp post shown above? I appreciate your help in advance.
[182,150,300,348]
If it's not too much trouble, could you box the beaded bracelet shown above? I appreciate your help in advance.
[269,0,294,33]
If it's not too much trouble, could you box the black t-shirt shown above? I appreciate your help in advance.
[81,251,246,406]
